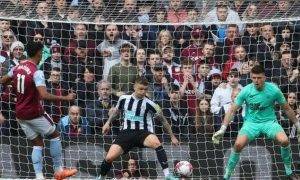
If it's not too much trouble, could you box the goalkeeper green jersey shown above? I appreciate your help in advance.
[235,82,286,123]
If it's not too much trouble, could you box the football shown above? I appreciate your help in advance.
[175,161,193,177]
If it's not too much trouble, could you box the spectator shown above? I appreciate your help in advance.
[167,0,188,24]
[63,40,102,88]
[88,15,106,45]
[58,105,91,137]
[44,67,70,123]
[241,3,258,21]
[280,92,298,137]
[134,48,147,76]
[121,158,144,179]
[74,66,97,111]
[8,41,26,69]
[137,2,151,23]
[256,0,277,19]
[52,0,68,20]
[205,2,243,35]
[148,63,171,106]
[18,0,35,18]
[145,49,164,82]
[195,62,211,97]
[108,43,139,97]
[187,8,199,23]
[66,5,82,22]
[97,24,136,80]
[204,68,222,98]
[222,45,248,79]
[275,0,297,18]
[41,43,63,79]
[241,23,259,58]
[0,30,17,58]
[162,84,192,136]
[272,51,299,95]
[162,46,180,76]
[174,58,198,115]
[153,7,167,23]
[86,80,119,135]
[181,27,206,63]
[210,69,243,127]
[257,23,279,72]
[195,41,217,68]
[238,58,259,87]
[115,0,138,22]
[195,98,214,136]
[156,30,173,55]
[230,0,248,17]
[83,0,105,21]
[214,24,241,66]
[121,25,143,48]
[32,31,51,68]
[64,24,97,63]
[0,19,11,37]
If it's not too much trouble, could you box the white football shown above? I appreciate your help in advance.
[175,160,193,177]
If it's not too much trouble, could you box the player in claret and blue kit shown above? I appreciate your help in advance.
[0,41,77,180]
[212,65,300,180]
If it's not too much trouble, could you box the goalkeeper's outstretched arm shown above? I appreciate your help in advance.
[212,103,240,144]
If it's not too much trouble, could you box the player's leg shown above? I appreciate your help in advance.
[264,121,297,178]
[224,135,249,179]
[97,144,124,180]
[224,122,259,180]
[18,119,45,179]
[143,134,175,179]
[31,114,77,179]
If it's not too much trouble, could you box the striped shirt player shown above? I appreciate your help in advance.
[116,94,160,132]
[97,77,179,180]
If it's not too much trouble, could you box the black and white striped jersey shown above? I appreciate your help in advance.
[116,94,161,133]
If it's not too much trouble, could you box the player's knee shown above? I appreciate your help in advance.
[104,156,114,164]
[279,137,290,147]
[152,141,162,149]
[234,142,245,152]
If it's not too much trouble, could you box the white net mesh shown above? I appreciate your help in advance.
[0,0,299,179]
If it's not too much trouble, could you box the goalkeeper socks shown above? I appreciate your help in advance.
[155,146,169,169]
[32,146,44,178]
[50,137,63,172]
[224,149,240,179]
[281,145,292,176]
[99,160,112,176]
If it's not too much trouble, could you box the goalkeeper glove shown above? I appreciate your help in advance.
[212,125,227,145]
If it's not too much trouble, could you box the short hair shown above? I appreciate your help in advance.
[135,77,148,86]
[51,67,61,72]
[27,41,44,58]
[181,58,193,66]
[147,48,161,57]
[251,65,265,74]
[97,79,111,89]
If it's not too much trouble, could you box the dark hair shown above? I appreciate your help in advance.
[251,65,265,74]
[147,48,161,58]
[27,41,43,58]
[135,77,148,86]
[51,67,61,72]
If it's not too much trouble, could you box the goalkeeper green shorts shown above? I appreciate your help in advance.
[238,120,285,142]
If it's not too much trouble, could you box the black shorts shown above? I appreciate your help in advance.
[113,129,153,153]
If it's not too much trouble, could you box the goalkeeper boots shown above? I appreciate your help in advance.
[287,173,300,180]
[54,168,78,180]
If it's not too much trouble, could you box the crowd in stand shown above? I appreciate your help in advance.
[0,0,299,140]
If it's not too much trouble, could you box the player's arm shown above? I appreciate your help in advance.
[155,109,179,145]
[281,103,300,142]
[212,103,240,144]
[34,70,75,101]
[37,86,75,101]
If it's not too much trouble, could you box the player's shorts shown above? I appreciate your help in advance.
[113,129,153,153]
[18,113,56,140]
[238,120,284,142]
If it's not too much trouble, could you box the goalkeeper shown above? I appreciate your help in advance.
[212,65,300,179]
